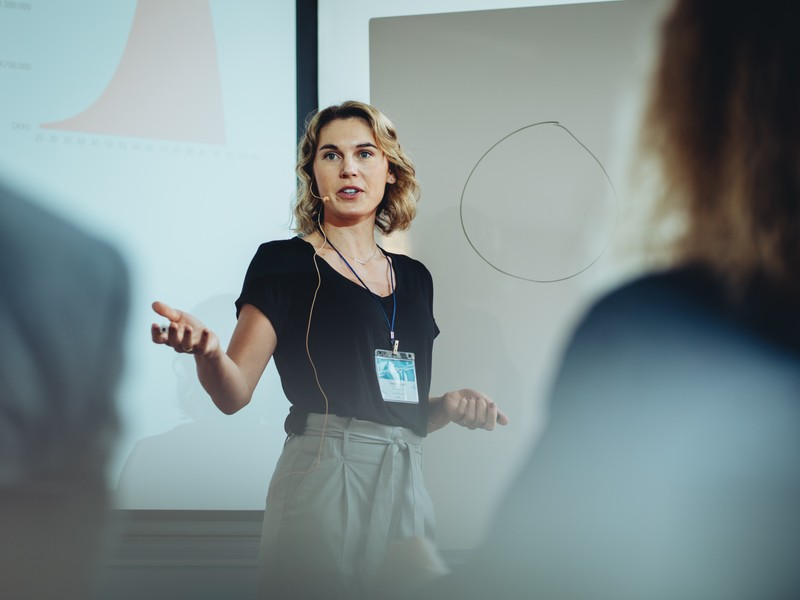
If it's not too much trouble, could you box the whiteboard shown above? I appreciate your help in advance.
[370,0,667,549]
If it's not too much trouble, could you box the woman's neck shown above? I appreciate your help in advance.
[318,222,378,261]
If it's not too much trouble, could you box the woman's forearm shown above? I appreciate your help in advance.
[195,351,254,415]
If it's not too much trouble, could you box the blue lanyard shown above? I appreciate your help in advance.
[327,240,398,353]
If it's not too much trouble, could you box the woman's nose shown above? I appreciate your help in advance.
[340,156,357,177]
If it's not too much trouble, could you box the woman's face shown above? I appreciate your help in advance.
[312,117,394,227]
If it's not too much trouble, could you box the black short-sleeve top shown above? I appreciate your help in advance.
[235,237,440,436]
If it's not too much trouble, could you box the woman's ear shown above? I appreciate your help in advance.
[387,173,396,184]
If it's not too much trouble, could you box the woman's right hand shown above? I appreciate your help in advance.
[150,301,220,358]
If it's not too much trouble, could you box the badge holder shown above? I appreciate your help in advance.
[375,346,418,404]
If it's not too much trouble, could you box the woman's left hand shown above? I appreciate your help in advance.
[427,389,509,433]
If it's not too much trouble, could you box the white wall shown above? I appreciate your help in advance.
[318,0,615,106]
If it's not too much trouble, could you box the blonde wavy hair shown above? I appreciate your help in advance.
[293,101,420,235]
[642,0,800,304]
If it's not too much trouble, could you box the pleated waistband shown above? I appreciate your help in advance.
[301,413,424,449]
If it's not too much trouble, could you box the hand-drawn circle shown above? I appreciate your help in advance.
[459,121,618,283]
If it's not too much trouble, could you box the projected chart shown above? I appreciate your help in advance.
[0,0,289,167]
[0,0,297,513]
[41,0,226,144]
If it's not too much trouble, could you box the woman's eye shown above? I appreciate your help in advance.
[358,150,373,159]
[322,152,338,161]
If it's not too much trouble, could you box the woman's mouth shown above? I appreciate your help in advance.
[337,186,363,199]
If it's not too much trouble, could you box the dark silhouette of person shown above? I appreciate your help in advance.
[405,1,800,598]
[0,180,129,599]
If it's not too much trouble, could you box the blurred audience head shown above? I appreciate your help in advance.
[642,0,800,304]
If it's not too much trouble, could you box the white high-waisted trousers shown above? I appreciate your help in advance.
[258,413,436,599]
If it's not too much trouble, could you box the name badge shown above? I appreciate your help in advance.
[375,349,419,403]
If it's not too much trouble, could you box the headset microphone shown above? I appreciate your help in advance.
[267,185,331,499]
[310,188,329,203]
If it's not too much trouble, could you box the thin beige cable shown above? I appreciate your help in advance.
[266,226,331,500]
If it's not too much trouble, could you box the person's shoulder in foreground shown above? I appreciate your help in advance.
[565,266,800,378]
[1,179,129,600]
[412,266,800,600]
